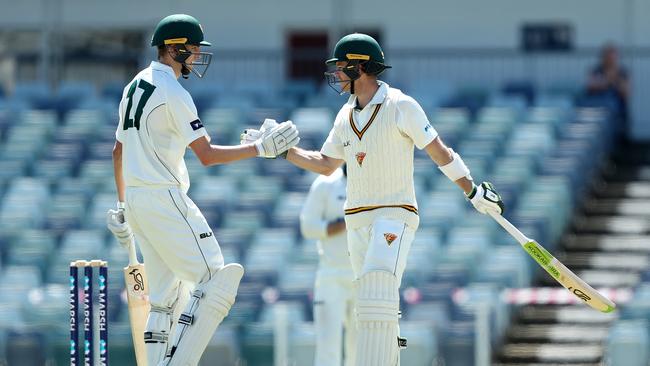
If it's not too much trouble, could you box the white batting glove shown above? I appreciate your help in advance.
[106,202,134,249]
[240,118,279,145]
[254,121,299,159]
[466,182,505,215]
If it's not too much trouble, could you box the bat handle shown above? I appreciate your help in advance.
[127,238,139,266]
[488,211,530,245]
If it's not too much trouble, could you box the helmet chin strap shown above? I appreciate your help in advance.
[181,65,190,79]
[169,44,192,79]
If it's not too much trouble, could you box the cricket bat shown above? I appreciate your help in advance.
[489,212,616,313]
[124,239,150,365]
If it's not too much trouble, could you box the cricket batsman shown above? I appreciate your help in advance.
[246,33,504,365]
[106,14,299,365]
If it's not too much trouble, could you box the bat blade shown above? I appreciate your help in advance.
[522,239,616,313]
[489,212,616,313]
[124,249,150,365]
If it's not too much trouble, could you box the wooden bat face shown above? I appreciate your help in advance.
[124,263,150,366]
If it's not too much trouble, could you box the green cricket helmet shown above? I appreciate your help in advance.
[151,14,212,78]
[324,33,391,94]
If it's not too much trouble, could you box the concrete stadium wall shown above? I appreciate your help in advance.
[0,0,648,49]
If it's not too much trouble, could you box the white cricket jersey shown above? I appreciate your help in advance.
[300,169,353,272]
[115,61,208,193]
[321,81,438,229]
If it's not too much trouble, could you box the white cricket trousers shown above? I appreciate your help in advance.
[124,186,225,307]
[346,217,415,283]
[313,270,356,366]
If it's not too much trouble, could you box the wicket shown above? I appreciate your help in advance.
[70,260,108,366]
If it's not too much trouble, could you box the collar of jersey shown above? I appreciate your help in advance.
[150,61,176,78]
[346,81,388,109]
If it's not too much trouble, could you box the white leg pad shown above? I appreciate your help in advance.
[354,271,400,366]
[145,304,174,366]
[161,263,244,366]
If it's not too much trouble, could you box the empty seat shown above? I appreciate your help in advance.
[21,284,68,328]
[191,176,239,210]
[4,330,46,366]
[32,159,75,181]
[0,178,50,232]
[270,192,307,228]
[277,264,317,294]
[400,321,438,366]
[85,193,117,229]
[47,230,105,284]
[0,265,42,289]
[12,82,52,109]
[56,82,97,113]
[78,159,113,186]
[605,320,650,366]
[6,230,56,269]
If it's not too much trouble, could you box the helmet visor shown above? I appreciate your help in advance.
[174,45,213,78]
[186,51,212,78]
[324,62,360,95]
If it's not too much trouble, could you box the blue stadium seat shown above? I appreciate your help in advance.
[4,330,46,366]
[270,192,307,228]
[440,321,475,366]
[12,82,53,109]
[400,321,439,366]
[55,81,97,116]
[501,80,535,106]
[605,320,650,366]
[0,178,50,233]
[21,284,68,328]
[6,230,56,270]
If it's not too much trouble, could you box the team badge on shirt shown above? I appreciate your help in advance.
[384,233,398,246]
[355,152,366,166]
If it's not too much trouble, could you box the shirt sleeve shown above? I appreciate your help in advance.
[115,98,126,143]
[320,110,346,159]
[300,177,329,240]
[168,88,209,146]
[396,95,438,150]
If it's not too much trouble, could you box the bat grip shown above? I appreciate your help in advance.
[488,211,530,245]
[127,238,139,266]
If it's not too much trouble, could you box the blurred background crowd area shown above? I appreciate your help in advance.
[0,1,649,365]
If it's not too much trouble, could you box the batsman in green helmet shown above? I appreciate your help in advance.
[109,13,300,366]
[151,14,213,78]
[324,33,392,95]
[243,32,505,366]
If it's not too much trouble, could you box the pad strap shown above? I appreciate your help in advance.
[144,331,169,344]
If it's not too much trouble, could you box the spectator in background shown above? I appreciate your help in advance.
[586,43,630,140]
[300,165,357,366]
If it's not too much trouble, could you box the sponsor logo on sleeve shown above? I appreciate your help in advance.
[190,119,204,131]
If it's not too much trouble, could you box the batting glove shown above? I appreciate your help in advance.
[253,121,299,159]
[240,118,278,145]
[106,202,134,249]
[467,182,504,215]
